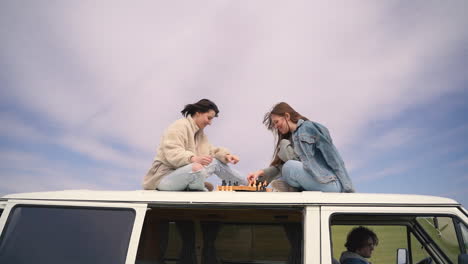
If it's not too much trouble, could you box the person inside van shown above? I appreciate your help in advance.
[142,99,246,191]
[340,226,379,264]
[247,102,355,192]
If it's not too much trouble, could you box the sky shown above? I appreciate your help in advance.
[0,1,467,207]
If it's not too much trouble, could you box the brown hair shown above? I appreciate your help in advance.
[263,102,308,166]
[345,226,379,252]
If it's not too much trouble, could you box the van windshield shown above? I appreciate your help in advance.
[0,205,135,264]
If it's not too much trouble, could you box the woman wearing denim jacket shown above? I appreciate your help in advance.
[247,102,355,192]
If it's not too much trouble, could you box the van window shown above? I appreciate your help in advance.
[137,207,303,264]
[331,225,407,263]
[409,231,431,262]
[330,214,466,264]
[416,217,461,264]
[217,224,293,262]
[0,205,135,264]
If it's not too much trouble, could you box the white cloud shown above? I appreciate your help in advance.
[0,150,47,167]
[367,127,418,151]
[0,114,49,143]
[0,114,149,171]
[342,127,418,173]
[0,150,141,196]
[2,2,467,150]
[0,150,97,195]
[58,135,149,170]
[354,164,411,183]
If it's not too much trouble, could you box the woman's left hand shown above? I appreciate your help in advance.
[226,154,240,164]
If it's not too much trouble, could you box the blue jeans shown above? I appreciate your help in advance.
[281,160,342,192]
[158,159,246,191]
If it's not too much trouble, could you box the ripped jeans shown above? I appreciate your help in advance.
[158,159,247,191]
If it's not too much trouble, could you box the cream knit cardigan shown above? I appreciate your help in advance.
[142,115,230,190]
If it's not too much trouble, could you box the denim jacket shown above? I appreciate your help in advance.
[292,119,355,192]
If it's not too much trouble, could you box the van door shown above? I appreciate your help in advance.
[320,206,468,264]
[0,199,147,264]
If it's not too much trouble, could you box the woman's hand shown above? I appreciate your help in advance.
[190,155,213,166]
[247,170,264,185]
[225,154,240,164]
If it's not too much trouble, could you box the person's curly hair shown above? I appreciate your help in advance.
[345,226,379,252]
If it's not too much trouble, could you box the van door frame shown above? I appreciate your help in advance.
[0,201,5,217]
[304,205,321,264]
[0,199,148,264]
[319,206,468,264]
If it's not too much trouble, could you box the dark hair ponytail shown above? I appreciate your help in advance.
[181,99,219,117]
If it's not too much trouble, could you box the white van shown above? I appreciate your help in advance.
[0,190,467,264]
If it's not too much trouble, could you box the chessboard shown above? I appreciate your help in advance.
[216,179,272,192]
[216,185,273,192]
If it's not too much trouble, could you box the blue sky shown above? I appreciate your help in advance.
[0,1,467,206]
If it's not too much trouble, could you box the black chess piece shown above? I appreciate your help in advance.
[256,176,266,192]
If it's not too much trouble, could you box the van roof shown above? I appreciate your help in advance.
[1,190,459,207]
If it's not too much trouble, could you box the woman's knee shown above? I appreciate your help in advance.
[282,160,304,184]
[191,162,204,172]
[204,158,222,172]
[282,160,299,174]
[210,158,222,166]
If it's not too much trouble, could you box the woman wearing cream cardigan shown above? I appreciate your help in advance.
[143,99,246,191]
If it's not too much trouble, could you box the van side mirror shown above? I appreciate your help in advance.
[397,248,408,264]
[459,253,468,264]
